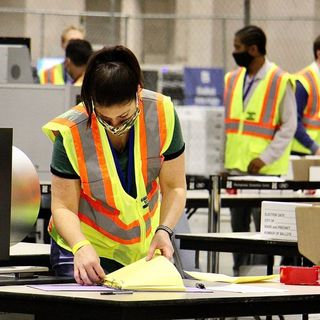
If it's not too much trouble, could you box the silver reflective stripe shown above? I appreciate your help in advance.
[304,71,318,116]
[141,90,162,194]
[59,108,87,123]
[143,97,161,158]
[242,123,275,137]
[79,200,141,240]
[303,117,320,127]
[261,68,283,123]
[148,190,159,212]
[225,122,240,131]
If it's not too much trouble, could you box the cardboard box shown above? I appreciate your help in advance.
[296,205,320,265]
[291,157,320,181]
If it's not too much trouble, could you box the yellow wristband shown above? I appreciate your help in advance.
[72,240,91,255]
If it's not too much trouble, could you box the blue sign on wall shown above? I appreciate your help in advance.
[184,67,224,106]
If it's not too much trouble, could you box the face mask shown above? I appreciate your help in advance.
[96,107,140,136]
[232,51,254,68]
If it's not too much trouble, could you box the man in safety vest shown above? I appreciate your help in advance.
[39,25,85,85]
[64,39,93,86]
[291,35,320,156]
[223,25,297,276]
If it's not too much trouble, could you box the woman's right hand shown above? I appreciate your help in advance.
[73,244,106,285]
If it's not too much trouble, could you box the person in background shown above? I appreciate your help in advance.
[42,45,186,285]
[291,35,320,156]
[65,39,93,86]
[39,25,85,85]
[223,25,297,276]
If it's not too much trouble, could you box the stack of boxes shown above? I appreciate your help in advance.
[176,106,225,175]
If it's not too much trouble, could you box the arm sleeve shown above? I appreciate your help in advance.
[163,109,185,161]
[259,81,297,164]
[50,134,79,179]
[294,80,319,153]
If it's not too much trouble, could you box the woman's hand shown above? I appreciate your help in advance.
[73,244,106,285]
[146,230,174,261]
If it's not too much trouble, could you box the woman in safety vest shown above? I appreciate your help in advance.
[42,45,186,285]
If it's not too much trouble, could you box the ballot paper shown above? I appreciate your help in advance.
[28,284,116,292]
[185,271,279,284]
[103,255,186,291]
[28,283,212,293]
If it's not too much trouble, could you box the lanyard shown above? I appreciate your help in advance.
[243,73,255,101]
[108,127,135,195]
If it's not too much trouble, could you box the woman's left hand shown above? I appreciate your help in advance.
[145,230,174,261]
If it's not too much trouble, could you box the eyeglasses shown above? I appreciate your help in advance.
[92,95,140,136]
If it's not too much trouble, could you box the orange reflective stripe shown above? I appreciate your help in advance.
[139,105,148,185]
[305,72,314,115]
[79,213,140,244]
[51,117,90,195]
[304,70,318,116]
[52,69,56,83]
[44,69,49,83]
[147,180,158,202]
[156,93,166,150]
[227,69,244,118]
[91,117,116,207]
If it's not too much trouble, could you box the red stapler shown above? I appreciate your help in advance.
[280,266,320,285]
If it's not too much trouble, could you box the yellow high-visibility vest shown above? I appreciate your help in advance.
[39,63,65,85]
[291,62,320,154]
[42,89,175,266]
[224,64,292,175]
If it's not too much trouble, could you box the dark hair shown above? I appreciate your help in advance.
[65,39,93,67]
[235,25,267,55]
[81,45,143,126]
[313,35,320,59]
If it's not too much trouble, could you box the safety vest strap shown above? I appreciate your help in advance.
[224,68,245,117]
[260,67,283,124]
[300,66,320,128]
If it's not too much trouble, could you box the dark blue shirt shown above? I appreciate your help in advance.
[294,80,319,154]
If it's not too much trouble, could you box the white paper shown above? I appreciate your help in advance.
[206,284,288,293]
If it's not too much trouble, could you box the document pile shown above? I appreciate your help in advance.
[103,255,186,291]
[185,271,278,283]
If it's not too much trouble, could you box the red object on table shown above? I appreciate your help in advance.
[226,188,237,195]
[280,266,320,285]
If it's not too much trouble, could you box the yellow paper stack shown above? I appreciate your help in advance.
[103,255,186,291]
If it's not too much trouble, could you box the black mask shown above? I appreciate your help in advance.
[232,51,254,68]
